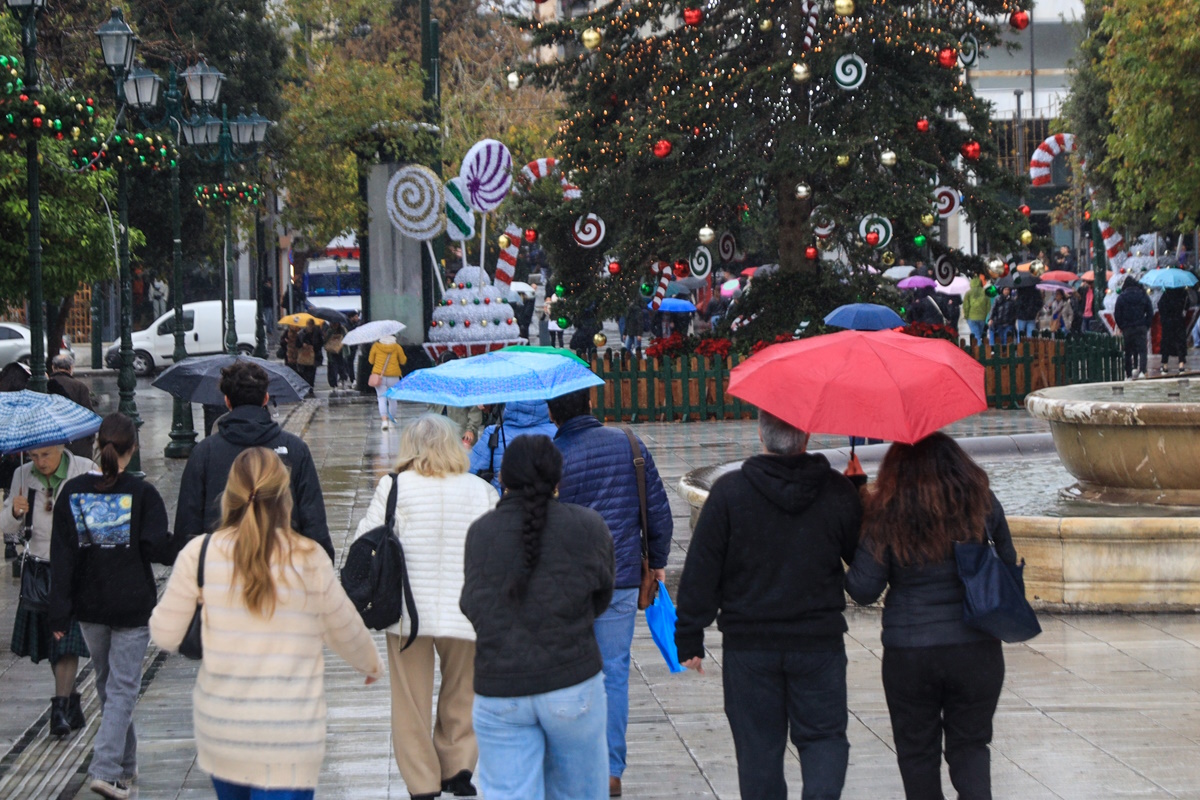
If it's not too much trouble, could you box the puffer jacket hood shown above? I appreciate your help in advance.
[504,400,552,428]
[741,452,834,514]
[217,404,281,447]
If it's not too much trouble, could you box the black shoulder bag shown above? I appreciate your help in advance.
[475,418,507,485]
[178,534,210,660]
[955,524,1041,644]
[18,488,51,612]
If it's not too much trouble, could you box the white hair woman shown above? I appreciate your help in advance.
[353,414,497,800]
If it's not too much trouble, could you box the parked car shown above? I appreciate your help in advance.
[0,322,74,370]
[105,300,258,376]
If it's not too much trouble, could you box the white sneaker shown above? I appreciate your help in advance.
[89,777,131,799]
[1137,371,1146,380]
[381,420,390,430]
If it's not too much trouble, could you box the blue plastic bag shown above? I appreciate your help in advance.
[644,580,685,673]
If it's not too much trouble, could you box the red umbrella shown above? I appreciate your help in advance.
[728,330,986,444]
[741,267,758,277]
[1039,270,1078,283]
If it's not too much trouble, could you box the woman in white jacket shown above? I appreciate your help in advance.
[354,413,497,800]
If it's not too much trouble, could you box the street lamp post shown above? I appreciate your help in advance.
[6,0,47,392]
[97,7,143,474]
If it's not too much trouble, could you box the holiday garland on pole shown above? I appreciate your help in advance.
[0,56,98,143]
[70,131,177,172]
[194,181,264,207]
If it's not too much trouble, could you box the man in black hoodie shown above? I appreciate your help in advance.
[675,410,861,800]
[174,361,334,560]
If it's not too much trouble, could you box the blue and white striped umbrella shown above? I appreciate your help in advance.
[0,390,103,454]
[387,351,603,406]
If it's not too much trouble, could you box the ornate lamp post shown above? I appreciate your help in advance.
[6,0,47,392]
[96,7,142,474]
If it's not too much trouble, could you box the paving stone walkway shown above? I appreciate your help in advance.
[4,383,1200,799]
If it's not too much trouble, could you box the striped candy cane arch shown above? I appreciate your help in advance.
[1029,133,1126,265]
[520,157,581,200]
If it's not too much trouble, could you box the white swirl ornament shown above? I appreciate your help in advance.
[858,214,893,249]
[572,214,607,248]
[833,54,867,91]
[933,186,961,218]
[691,246,713,278]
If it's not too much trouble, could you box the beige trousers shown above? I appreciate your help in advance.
[386,633,477,795]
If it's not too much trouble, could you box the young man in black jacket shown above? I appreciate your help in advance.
[174,361,334,560]
[675,410,862,800]
[1114,276,1155,379]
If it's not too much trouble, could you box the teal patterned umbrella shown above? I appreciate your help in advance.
[0,390,103,454]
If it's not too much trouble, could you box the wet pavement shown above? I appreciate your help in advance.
[3,384,1200,798]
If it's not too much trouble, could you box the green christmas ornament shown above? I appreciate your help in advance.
[985,285,998,298]
[557,316,570,328]
[555,284,566,297]
[640,282,653,295]
[913,234,928,247]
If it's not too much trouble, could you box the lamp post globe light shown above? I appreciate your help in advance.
[97,6,144,475]
[7,0,48,391]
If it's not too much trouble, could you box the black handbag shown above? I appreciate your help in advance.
[475,419,506,485]
[955,526,1042,644]
[178,534,210,660]
[17,489,51,612]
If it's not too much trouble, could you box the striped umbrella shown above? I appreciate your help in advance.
[0,390,103,454]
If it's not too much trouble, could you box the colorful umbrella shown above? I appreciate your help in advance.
[0,390,103,454]
[897,275,937,290]
[882,266,917,280]
[502,345,590,366]
[1139,268,1198,289]
[823,303,905,331]
[1039,270,1079,283]
[727,329,986,444]
[1079,270,1113,282]
[741,267,758,277]
[650,297,697,312]
[720,279,740,297]
[936,275,972,297]
[278,313,326,328]
[342,319,407,346]
[1036,281,1074,293]
[152,355,312,406]
[387,350,603,406]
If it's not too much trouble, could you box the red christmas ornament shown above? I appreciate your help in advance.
[692,126,702,137]
[683,7,703,26]
[507,318,514,324]
[1009,9,1030,30]
[463,319,471,328]
[607,261,621,275]
[673,259,690,278]
[937,47,958,69]
[960,140,982,161]
[524,228,538,243]
[32,117,41,128]
[653,138,673,158]
[484,297,491,304]
[916,117,930,133]
[865,232,880,247]
[805,246,819,260]
[1018,204,1031,217]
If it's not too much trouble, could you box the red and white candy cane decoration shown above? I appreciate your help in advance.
[520,157,581,200]
[729,312,759,332]
[650,261,672,311]
[495,224,522,286]
[1029,133,1125,264]
[800,0,820,52]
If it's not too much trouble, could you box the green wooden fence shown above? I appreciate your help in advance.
[589,332,1125,422]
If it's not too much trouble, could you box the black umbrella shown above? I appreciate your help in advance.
[994,272,1040,290]
[309,306,349,326]
[151,355,312,406]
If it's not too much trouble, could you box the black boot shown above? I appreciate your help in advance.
[49,697,71,737]
[10,557,19,578]
[3,541,15,560]
[441,770,478,797]
[67,692,85,730]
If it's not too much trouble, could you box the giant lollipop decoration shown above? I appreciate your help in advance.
[387,165,447,294]
[444,176,476,273]
[459,139,514,270]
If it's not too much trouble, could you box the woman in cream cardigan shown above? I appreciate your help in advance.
[354,413,497,800]
[151,448,382,800]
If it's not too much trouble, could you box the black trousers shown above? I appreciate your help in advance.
[882,640,1004,800]
[326,351,345,387]
[1122,326,1148,376]
[723,648,849,800]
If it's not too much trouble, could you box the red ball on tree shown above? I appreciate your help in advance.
[960,140,982,161]
[607,261,621,275]
[464,319,471,328]
[865,232,880,247]
[805,246,819,260]
[673,259,690,278]
[683,7,703,26]
[1009,9,1030,30]
[1019,204,1031,217]
[937,47,958,69]
[653,138,673,158]
[524,228,538,243]
[916,117,930,133]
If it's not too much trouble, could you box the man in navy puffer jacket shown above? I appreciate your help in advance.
[548,389,672,797]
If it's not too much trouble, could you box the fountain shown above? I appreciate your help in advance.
[680,378,1200,611]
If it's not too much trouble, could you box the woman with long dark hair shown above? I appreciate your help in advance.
[461,434,615,800]
[845,432,1018,800]
[49,413,174,799]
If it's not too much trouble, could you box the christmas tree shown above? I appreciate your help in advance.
[507,0,1032,339]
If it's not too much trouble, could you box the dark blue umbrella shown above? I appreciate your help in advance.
[823,303,905,331]
[650,297,697,313]
[151,355,312,406]
[0,391,102,454]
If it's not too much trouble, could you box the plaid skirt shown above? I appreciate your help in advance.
[10,601,89,665]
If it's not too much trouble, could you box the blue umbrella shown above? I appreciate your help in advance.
[823,303,905,331]
[644,581,685,673]
[0,390,103,454]
[387,350,603,406]
[1139,268,1198,289]
[650,297,697,313]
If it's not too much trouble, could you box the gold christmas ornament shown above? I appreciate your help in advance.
[791,62,811,83]
[581,27,603,49]
[1019,229,1034,245]
[881,251,896,267]
[498,234,511,249]
[1030,259,1047,277]
[834,0,855,14]
[794,183,811,200]
[758,18,774,31]
[593,332,608,347]
[836,154,851,167]
[921,212,936,228]
[698,226,716,244]
[986,258,1006,279]
[880,150,897,167]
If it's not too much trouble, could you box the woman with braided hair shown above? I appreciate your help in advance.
[461,434,615,800]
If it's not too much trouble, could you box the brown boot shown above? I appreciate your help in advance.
[609,776,622,797]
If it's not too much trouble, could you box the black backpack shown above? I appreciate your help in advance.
[340,474,418,647]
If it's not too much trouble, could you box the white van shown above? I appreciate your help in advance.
[105,300,259,375]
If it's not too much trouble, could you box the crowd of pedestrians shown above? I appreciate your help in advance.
[3,355,1032,800]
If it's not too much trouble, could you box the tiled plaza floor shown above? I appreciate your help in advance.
[4,382,1200,799]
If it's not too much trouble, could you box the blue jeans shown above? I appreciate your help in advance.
[474,672,608,800]
[1016,319,1037,340]
[967,320,987,344]
[212,778,314,800]
[79,623,149,783]
[992,325,1014,346]
[593,587,638,778]
[723,648,849,800]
